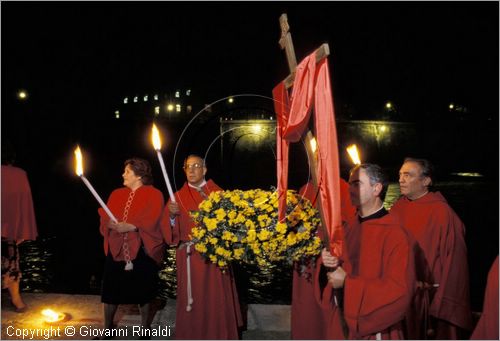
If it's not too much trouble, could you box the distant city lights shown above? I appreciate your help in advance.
[17,90,28,100]
[451,172,483,177]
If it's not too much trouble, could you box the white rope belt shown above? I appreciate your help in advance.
[180,241,194,312]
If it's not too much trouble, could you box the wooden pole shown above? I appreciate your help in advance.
[278,13,331,245]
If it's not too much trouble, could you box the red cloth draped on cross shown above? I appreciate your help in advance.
[273,51,342,257]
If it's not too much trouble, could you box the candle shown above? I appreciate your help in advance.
[74,146,118,222]
[346,144,361,165]
[151,124,176,202]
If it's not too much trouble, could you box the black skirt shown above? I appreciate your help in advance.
[101,247,159,305]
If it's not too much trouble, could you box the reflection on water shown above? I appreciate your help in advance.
[157,246,293,304]
[18,238,54,293]
[17,179,498,309]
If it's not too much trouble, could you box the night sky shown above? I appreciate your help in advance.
[3,3,498,122]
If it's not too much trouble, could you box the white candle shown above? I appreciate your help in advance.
[151,124,176,202]
[80,175,118,222]
[74,145,118,223]
[156,150,176,202]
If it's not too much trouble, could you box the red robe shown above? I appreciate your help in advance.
[342,213,415,339]
[160,179,242,340]
[99,185,165,264]
[390,192,473,339]
[291,180,355,339]
[471,256,499,340]
[1,165,38,241]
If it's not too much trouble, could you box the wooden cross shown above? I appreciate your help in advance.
[278,17,347,327]
[279,14,331,89]
[278,13,331,245]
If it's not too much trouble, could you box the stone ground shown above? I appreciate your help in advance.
[1,293,291,340]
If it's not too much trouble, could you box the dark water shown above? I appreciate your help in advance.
[16,176,498,312]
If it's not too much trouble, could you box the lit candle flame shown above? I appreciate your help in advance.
[74,146,83,176]
[152,124,162,150]
[42,309,61,322]
[310,137,317,153]
[73,145,118,222]
[347,144,361,165]
[151,123,176,202]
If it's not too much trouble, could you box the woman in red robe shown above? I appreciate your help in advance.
[161,155,242,340]
[98,158,165,333]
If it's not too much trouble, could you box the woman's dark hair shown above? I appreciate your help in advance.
[124,158,153,185]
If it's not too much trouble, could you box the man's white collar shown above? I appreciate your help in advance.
[188,179,207,189]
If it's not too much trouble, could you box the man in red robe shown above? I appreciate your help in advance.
[324,164,415,339]
[471,256,499,340]
[161,155,242,339]
[291,180,355,339]
[390,157,473,339]
[1,153,38,312]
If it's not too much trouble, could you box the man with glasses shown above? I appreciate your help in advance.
[390,157,472,339]
[161,154,242,339]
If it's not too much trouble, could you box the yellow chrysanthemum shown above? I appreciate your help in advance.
[199,200,213,212]
[190,188,322,270]
[276,222,287,234]
[257,229,270,241]
[195,243,207,253]
[203,217,218,231]
[247,229,256,242]
[215,247,227,256]
[215,208,226,221]
[287,232,297,246]
[233,248,245,259]
[222,230,234,241]
[245,220,255,230]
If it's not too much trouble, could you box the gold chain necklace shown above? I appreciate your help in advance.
[122,190,136,271]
